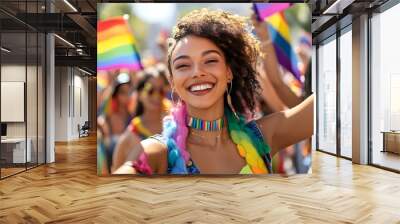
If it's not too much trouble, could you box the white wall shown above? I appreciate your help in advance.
[1,65,26,143]
[55,66,69,141]
[54,67,89,141]
[1,65,31,138]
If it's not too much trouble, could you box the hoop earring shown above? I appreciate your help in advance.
[171,88,179,105]
[226,81,239,120]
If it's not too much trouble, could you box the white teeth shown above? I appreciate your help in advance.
[190,83,213,92]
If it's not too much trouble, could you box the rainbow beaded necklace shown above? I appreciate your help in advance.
[187,116,224,132]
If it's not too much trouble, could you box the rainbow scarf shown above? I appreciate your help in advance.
[225,107,270,174]
[162,103,271,174]
[97,16,143,71]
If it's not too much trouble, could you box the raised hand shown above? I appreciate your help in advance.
[111,128,143,173]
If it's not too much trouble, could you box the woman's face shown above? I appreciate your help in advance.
[116,83,131,107]
[139,76,165,112]
[170,35,232,110]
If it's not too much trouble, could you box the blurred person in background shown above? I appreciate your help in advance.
[251,14,312,174]
[112,66,171,172]
[97,72,134,174]
[132,67,170,138]
[108,72,133,136]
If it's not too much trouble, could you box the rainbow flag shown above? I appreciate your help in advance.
[253,4,302,83]
[97,73,109,92]
[97,16,143,72]
[98,94,112,116]
[266,13,302,82]
[253,3,291,21]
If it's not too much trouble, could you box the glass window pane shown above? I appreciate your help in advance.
[340,29,352,158]
[317,36,337,154]
[27,31,38,169]
[1,0,28,177]
[312,45,317,151]
[0,0,46,179]
[38,32,45,165]
[371,3,400,171]
[1,31,27,177]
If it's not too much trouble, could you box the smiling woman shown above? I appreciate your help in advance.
[113,8,314,175]
[169,36,233,117]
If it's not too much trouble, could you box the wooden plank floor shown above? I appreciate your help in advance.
[1,167,26,178]
[0,135,399,223]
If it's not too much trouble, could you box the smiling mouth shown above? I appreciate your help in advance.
[187,83,215,96]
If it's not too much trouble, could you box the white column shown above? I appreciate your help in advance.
[46,33,55,163]
[45,1,55,163]
[352,14,369,164]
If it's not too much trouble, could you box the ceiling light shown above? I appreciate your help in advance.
[322,0,354,15]
[78,67,92,76]
[63,0,78,12]
[1,47,11,53]
[54,34,75,48]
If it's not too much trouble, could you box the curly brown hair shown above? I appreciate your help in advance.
[167,8,262,115]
